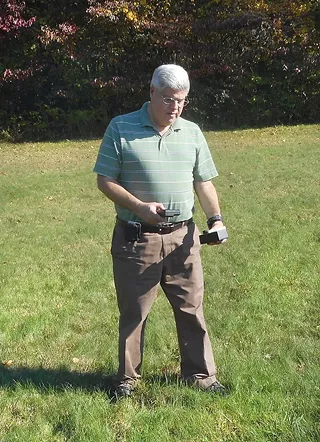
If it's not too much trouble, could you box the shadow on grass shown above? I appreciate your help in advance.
[0,365,114,395]
[0,366,184,396]
[0,367,229,400]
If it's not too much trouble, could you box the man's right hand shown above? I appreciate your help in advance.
[136,202,166,224]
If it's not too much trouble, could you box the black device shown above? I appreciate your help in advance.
[158,209,181,218]
[199,227,228,244]
[124,221,142,242]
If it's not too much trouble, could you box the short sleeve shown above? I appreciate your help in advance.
[93,119,122,178]
[193,129,218,181]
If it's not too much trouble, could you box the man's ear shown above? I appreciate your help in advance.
[150,85,155,99]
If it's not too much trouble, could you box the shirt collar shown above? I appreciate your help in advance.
[140,102,152,127]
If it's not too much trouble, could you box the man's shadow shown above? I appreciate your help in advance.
[0,365,115,396]
[0,366,182,397]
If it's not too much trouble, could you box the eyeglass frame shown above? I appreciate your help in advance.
[161,95,189,107]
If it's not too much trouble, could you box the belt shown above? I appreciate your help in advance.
[116,217,193,234]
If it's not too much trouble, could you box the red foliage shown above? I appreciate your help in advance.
[0,0,36,35]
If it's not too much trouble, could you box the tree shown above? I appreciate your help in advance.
[0,0,319,141]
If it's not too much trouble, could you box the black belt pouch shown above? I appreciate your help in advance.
[124,221,142,242]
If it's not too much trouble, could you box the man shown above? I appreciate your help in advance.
[94,64,227,398]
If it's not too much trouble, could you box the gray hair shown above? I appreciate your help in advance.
[150,64,190,93]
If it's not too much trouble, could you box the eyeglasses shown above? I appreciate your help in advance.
[161,96,189,107]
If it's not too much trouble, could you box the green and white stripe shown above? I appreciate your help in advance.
[93,102,218,222]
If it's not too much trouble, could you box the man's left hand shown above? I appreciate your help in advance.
[207,221,228,246]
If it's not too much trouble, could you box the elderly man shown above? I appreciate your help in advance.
[94,64,227,398]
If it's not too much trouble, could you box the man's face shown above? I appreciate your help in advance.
[149,86,188,129]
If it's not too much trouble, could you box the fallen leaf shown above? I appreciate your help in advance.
[296,363,305,373]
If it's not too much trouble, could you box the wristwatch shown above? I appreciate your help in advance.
[207,215,223,229]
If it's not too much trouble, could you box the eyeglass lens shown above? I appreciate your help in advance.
[162,96,189,106]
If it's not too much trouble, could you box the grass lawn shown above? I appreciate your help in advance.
[0,124,319,441]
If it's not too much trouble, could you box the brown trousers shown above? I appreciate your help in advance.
[111,221,217,388]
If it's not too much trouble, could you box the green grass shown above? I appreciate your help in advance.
[0,125,319,441]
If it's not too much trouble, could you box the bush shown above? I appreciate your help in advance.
[0,0,319,141]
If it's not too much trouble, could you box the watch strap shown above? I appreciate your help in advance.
[207,215,223,229]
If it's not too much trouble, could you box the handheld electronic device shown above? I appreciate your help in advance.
[199,227,228,244]
[158,209,181,218]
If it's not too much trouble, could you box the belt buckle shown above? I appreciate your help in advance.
[160,222,174,228]
[158,222,174,234]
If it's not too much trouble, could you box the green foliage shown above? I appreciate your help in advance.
[0,0,319,141]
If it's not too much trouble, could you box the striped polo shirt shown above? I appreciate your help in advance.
[93,102,218,222]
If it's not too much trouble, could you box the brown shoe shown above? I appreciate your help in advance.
[112,381,134,399]
[205,381,229,396]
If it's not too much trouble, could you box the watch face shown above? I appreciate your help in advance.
[209,216,222,221]
[207,215,223,228]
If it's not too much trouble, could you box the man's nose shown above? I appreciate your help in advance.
[170,100,179,109]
